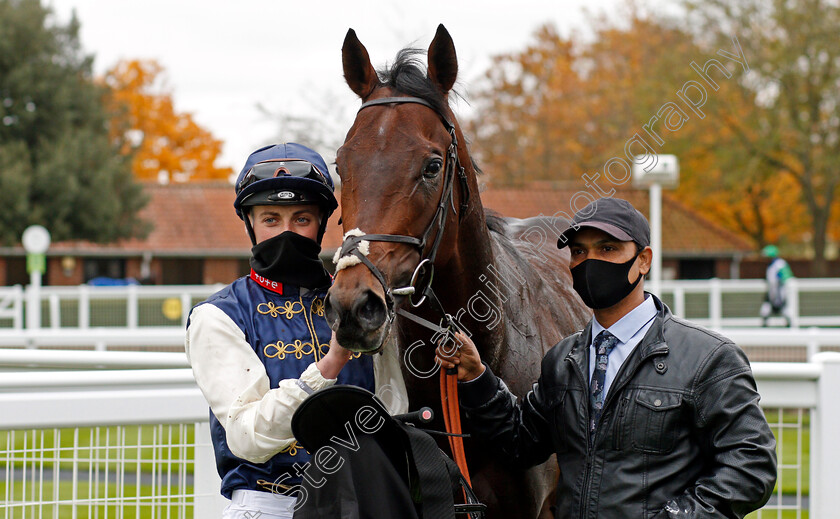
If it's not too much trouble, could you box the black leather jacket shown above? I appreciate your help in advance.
[460,295,776,519]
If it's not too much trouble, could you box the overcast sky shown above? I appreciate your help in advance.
[47,0,629,174]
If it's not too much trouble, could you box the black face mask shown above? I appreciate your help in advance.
[250,231,331,289]
[571,252,642,309]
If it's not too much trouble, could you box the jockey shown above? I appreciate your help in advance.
[185,143,406,519]
[760,244,794,327]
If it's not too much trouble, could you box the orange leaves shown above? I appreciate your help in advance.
[102,59,232,183]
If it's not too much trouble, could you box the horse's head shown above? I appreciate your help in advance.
[325,25,472,354]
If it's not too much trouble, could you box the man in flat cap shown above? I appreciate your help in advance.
[438,197,777,519]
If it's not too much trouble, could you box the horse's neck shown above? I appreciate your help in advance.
[435,207,508,367]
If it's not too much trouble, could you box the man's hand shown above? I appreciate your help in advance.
[435,331,485,382]
[315,331,353,379]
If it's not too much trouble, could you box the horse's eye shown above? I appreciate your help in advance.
[423,159,443,179]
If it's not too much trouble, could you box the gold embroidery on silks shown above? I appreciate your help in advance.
[260,296,363,362]
[301,296,323,361]
[257,301,304,319]
[280,440,302,456]
[264,339,316,360]
[317,342,362,359]
[311,297,325,317]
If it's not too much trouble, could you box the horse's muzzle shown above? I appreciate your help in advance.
[325,289,390,353]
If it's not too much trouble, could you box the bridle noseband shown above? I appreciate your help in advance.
[336,96,470,330]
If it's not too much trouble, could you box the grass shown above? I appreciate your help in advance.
[2,425,195,474]
[0,480,193,518]
[744,409,810,518]
[2,425,197,517]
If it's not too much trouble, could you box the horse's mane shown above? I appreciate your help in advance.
[378,48,483,176]
[378,48,451,118]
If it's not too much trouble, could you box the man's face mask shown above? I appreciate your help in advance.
[250,230,330,289]
[570,250,642,309]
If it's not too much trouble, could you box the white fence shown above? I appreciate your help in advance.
[661,277,840,328]
[4,323,840,364]
[1,350,840,517]
[1,278,840,332]
[0,366,227,518]
[0,284,223,332]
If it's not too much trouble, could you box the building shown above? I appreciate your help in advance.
[0,183,755,286]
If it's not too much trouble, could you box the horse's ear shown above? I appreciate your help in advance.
[342,28,379,99]
[427,24,458,95]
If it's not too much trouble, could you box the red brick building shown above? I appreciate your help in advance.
[0,183,756,286]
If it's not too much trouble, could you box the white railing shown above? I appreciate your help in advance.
[0,368,227,517]
[0,284,223,331]
[1,352,839,517]
[0,286,23,330]
[2,278,840,333]
[3,326,840,365]
[0,327,186,352]
[660,277,840,329]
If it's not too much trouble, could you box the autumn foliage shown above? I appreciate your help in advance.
[103,59,232,183]
[468,5,836,266]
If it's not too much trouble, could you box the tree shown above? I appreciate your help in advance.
[681,0,840,275]
[256,86,356,182]
[467,6,818,259]
[467,25,591,184]
[0,0,147,245]
[103,59,232,183]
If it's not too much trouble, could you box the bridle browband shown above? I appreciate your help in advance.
[336,96,471,329]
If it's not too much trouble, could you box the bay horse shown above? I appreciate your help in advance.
[325,25,591,519]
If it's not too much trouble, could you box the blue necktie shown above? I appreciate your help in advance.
[589,330,618,439]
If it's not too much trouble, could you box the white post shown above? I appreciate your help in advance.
[26,271,42,331]
[673,286,685,318]
[810,352,840,518]
[709,278,722,329]
[193,421,227,516]
[22,225,50,332]
[79,285,90,329]
[13,285,24,331]
[806,327,820,361]
[787,277,800,328]
[649,183,662,297]
[181,293,192,327]
[127,284,138,329]
[49,294,60,329]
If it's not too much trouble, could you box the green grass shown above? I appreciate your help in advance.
[0,480,193,518]
[744,409,810,518]
[2,425,195,475]
[2,425,196,518]
[747,511,808,519]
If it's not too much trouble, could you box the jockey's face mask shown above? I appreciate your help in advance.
[237,159,329,192]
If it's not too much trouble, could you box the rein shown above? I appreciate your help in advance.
[335,95,473,485]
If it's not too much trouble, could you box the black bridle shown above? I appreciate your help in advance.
[336,96,470,332]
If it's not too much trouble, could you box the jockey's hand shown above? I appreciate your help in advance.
[435,331,485,382]
[316,331,353,380]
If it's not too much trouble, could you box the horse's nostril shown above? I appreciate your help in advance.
[353,290,387,331]
[324,293,341,329]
